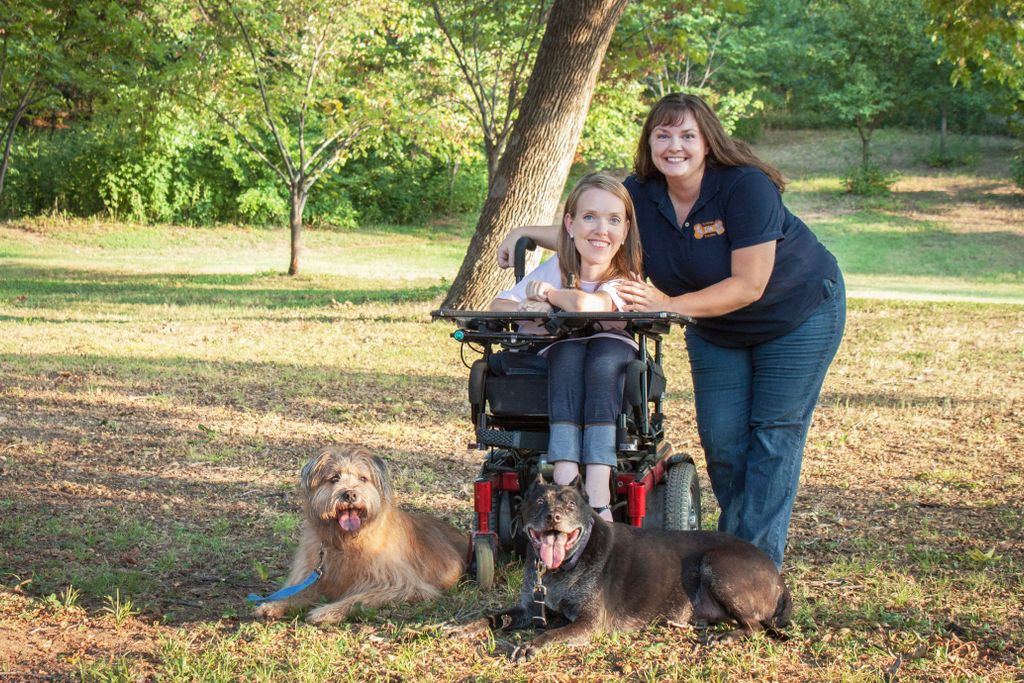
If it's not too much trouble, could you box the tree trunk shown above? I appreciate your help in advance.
[939,102,948,156]
[484,139,500,193]
[0,118,18,205]
[447,157,460,216]
[288,187,307,276]
[0,87,36,206]
[440,0,629,310]
[857,124,871,169]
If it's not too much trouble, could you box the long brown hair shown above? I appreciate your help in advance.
[556,172,643,287]
[633,93,786,192]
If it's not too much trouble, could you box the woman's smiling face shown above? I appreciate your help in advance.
[648,111,709,185]
[564,187,628,273]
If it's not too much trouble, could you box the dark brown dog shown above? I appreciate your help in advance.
[254,446,468,624]
[489,477,791,661]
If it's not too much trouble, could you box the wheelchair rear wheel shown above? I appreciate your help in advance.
[665,460,701,531]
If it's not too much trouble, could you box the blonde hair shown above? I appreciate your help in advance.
[633,93,786,192]
[556,172,643,287]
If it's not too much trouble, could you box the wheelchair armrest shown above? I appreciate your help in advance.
[469,359,488,410]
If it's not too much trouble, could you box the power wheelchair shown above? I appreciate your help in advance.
[433,239,703,588]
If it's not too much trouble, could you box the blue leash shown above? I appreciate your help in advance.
[247,543,325,605]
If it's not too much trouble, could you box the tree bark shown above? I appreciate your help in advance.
[0,82,37,206]
[939,102,948,156]
[288,186,307,276]
[857,124,871,169]
[440,0,629,310]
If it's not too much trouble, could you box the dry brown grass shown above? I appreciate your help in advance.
[1,130,1022,679]
[1,285,1021,680]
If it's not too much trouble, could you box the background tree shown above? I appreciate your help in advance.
[798,0,940,171]
[190,0,400,275]
[618,0,764,123]
[429,0,551,190]
[0,1,149,207]
[579,0,769,171]
[440,0,628,310]
[926,0,1024,182]
[926,0,1024,101]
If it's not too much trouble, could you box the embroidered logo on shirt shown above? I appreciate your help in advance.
[694,219,725,239]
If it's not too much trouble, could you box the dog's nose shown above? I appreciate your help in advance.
[341,490,358,504]
[546,512,561,525]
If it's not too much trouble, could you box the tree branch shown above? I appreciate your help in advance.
[222,0,296,178]
[307,126,351,167]
[432,1,494,139]
[305,121,370,188]
[299,13,334,174]
[0,34,9,103]
[202,97,291,185]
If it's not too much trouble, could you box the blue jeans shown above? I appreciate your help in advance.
[546,336,635,467]
[685,274,846,568]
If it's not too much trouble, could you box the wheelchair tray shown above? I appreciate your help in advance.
[432,309,695,343]
[432,309,694,324]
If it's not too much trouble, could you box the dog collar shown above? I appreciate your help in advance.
[556,518,594,573]
[246,543,325,605]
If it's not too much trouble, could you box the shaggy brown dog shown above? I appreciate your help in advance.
[253,446,468,624]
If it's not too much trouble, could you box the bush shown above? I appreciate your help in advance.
[329,152,486,226]
[237,186,288,225]
[1,118,245,224]
[841,164,899,196]
[1011,150,1024,189]
[923,136,978,169]
[1,113,488,228]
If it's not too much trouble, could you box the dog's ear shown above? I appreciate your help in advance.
[301,449,331,492]
[369,454,394,504]
[522,470,545,502]
[568,474,583,492]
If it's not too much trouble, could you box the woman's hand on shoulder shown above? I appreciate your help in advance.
[617,280,672,312]
[496,230,521,269]
[496,225,560,268]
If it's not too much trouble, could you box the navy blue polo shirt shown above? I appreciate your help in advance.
[625,165,839,348]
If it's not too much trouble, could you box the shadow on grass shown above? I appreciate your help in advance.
[2,470,1020,630]
[0,264,448,309]
[791,178,1024,213]
[897,185,1024,210]
[0,355,475,624]
[1,355,1021,632]
[814,223,1024,281]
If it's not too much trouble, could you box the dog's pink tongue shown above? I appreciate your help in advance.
[338,510,361,532]
[539,531,567,569]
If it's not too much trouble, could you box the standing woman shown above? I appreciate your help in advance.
[497,94,845,568]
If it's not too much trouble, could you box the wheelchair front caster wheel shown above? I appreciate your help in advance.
[474,537,495,590]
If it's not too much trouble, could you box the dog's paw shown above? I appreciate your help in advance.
[443,618,491,639]
[253,602,287,620]
[488,613,515,630]
[306,604,346,625]
[705,627,749,647]
[511,642,538,663]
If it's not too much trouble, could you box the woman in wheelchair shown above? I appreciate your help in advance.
[489,173,643,521]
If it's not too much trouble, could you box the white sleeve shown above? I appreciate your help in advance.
[597,279,628,311]
[493,255,562,302]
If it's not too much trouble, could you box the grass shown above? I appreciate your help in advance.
[0,128,1022,680]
